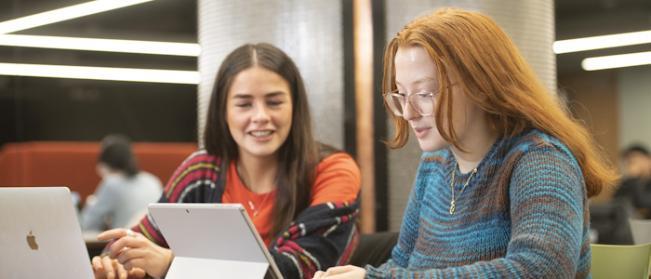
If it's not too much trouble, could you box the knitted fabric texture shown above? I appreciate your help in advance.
[130,150,360,279]
[367,129,591,278]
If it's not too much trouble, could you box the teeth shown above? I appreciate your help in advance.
[250,130,272,137]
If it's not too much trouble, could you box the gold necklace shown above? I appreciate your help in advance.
[247,192,273,217]
[236,163,274,218]
[449,162,478,215]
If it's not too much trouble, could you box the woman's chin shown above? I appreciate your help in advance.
[417,140,447,152]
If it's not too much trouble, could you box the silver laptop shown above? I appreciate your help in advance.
[148,203,284,279]
[0,187,94,279]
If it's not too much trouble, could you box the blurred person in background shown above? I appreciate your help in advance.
[614,144,651,218]
[80,134,163,231]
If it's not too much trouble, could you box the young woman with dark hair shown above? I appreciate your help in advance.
[92,43,361,279]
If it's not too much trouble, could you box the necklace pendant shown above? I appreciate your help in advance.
[248,200,258,217]
[449,200,456,215]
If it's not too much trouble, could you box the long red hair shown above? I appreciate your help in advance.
[383,8,617,197]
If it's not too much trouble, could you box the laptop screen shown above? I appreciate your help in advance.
[0,187,94,279]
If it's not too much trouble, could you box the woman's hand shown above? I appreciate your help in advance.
[91,255,145,279]
[313,265,366,279]
[94,229,173,278]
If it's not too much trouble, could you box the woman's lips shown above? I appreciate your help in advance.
[413,127,431,138]
[248,130,274,142]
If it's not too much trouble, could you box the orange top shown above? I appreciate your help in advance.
[222,153,361,245]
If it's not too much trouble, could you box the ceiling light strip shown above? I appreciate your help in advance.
[0,62,199,84]
[554,30,651,54]
[0,0,154,34]
[582,51,651,71]
[0,34,200,56]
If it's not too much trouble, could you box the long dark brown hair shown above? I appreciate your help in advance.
[204,43,318,236]
[383,8,617,197]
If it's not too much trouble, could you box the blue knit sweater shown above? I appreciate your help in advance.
[366,129,591,278]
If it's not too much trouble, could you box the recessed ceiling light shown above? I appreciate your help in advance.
[0,62,199,84]
[554,30,651,54]
[582,51,651,71]
[0,34,200,56]
[0,0,154,34]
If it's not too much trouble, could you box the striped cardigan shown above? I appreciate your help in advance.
[131,150,359,279]
[367,129,591,278]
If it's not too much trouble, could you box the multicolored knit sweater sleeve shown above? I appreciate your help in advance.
[129,150,360,279]
[366,129,591,278]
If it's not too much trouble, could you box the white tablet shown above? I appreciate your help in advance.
[148,203,283,279]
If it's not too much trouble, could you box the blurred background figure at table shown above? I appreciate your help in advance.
[80,134,162,231]
[613,144,651,219]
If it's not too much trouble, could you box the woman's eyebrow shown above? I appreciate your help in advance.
[396,77,437,88]
[232,94,253,99]
[265,91,287,98]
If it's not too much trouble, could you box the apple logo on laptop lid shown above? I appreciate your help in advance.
[26,230,39,250]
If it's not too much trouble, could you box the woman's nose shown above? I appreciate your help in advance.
[402,101,420,121]
[251,104,271,123]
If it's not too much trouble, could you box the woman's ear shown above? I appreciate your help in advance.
[96,163,110,177]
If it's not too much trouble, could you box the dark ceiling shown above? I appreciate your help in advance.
[0,0,197,68]
[0,0,196,41]
[555,0,651,74]
[0,0,648,80]
[556,0,649,18]
[0,0,648,145]
[0,0,198,145]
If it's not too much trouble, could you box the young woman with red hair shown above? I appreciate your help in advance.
[316,7,616,279]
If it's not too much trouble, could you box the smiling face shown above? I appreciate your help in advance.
[226,66,293,160]
[394,45,482,152]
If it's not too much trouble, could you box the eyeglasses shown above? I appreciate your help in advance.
[383,90,439,117]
